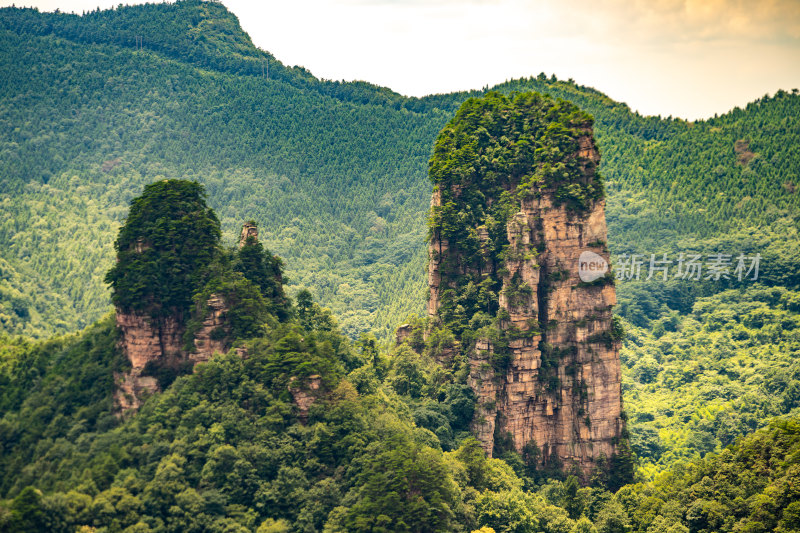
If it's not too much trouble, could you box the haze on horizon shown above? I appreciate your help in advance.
[2,0,799,120]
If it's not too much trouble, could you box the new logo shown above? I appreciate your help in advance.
[578,251,608,283]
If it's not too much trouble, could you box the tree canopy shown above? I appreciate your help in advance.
[105,179,221,317]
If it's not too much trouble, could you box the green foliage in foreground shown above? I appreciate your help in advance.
[0,309,581,532]
[613,418,800,533]
[0,315,126,495]
[2,304,799,532]
[103,178,290,386]
[1,2,799,529]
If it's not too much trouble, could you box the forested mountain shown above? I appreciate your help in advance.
[0,0,443,339]
[621,285,800,475]
[1,1,800,531]
[1,0,797,339]
[2,181,799,532]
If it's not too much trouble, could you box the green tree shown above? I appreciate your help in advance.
[235,230,290,321]
[564,475,583,520]
[596,500,631,533]
[296,289,314,330]
[343,436,458,532]
[105,179,221,318]
[6,486,48,532]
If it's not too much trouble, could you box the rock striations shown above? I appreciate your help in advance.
[114,300,230,415]
[425,92,624,477]
[113,313,184,413]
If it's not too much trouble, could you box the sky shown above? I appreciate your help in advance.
[2,0,799,120]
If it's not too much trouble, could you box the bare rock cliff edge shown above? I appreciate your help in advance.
[425,94,624,477]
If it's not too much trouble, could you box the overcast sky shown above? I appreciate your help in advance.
[2,0,799,120]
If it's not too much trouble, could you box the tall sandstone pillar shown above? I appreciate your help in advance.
[426,92,623,477]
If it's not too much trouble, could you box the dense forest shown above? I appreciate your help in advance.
[2,180,799,532]
[1,1,800,532]
[0,0,797,339]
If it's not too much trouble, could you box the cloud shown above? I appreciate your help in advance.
[589,0,800,43]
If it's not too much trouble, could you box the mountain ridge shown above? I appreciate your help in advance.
[0,0,798,341]
[1,3,800,530]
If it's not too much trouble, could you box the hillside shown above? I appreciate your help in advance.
[1,0,798,339]
[4,311,799,531]
[0,0,800,533]
[2,178,799,532]
[621,285,800,476]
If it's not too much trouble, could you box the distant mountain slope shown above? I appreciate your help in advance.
[0,0,798,338]
[620,285,800,475]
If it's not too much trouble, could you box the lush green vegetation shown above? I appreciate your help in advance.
[0,0,441,339]
[2,1,800,531]
[2,294,799,531]
[0,315,125,497]
[428,91,602,339]
[621,285,800,477]
[105,179,222,317]
[1,1,797,339]
[0,184,614,532]
[0,137,797,532]
[611,418,800,533]
[234,233,290,322]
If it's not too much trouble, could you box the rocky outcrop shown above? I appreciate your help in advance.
[115,296,236,415]
[395,323,412,346]
[114,221,266,415]
[113,312,184,413]
[240,222,258,247]
[288,375,322,422]
[493,190,620,471]
[191,294,230,364]
[428,120,623,477]
[469,339,501,449]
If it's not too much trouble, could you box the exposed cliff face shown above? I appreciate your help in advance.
[461,192,622,471]
[426,93,623,477]
[115,294,236,414]
[190,294,230,364]
[114,218,271,415]
[113,215,286,415]
[239,222,258,247]
[427,189,447,319]
[113,312,184,413]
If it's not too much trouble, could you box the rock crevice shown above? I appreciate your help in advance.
[427,116,623,476]
[113,223,267,415]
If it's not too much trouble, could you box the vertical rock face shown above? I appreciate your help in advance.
[113,312,184,413]
[115,297,237,414]
[395,323,413,346]
[239,222,258,247]
[426,92,623,477]
[115,298,233,415]
[191,294,230,364]
[113,217,283,415]
[489,191,621,471]
[428,189,447,318]
[107,180,225,415]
